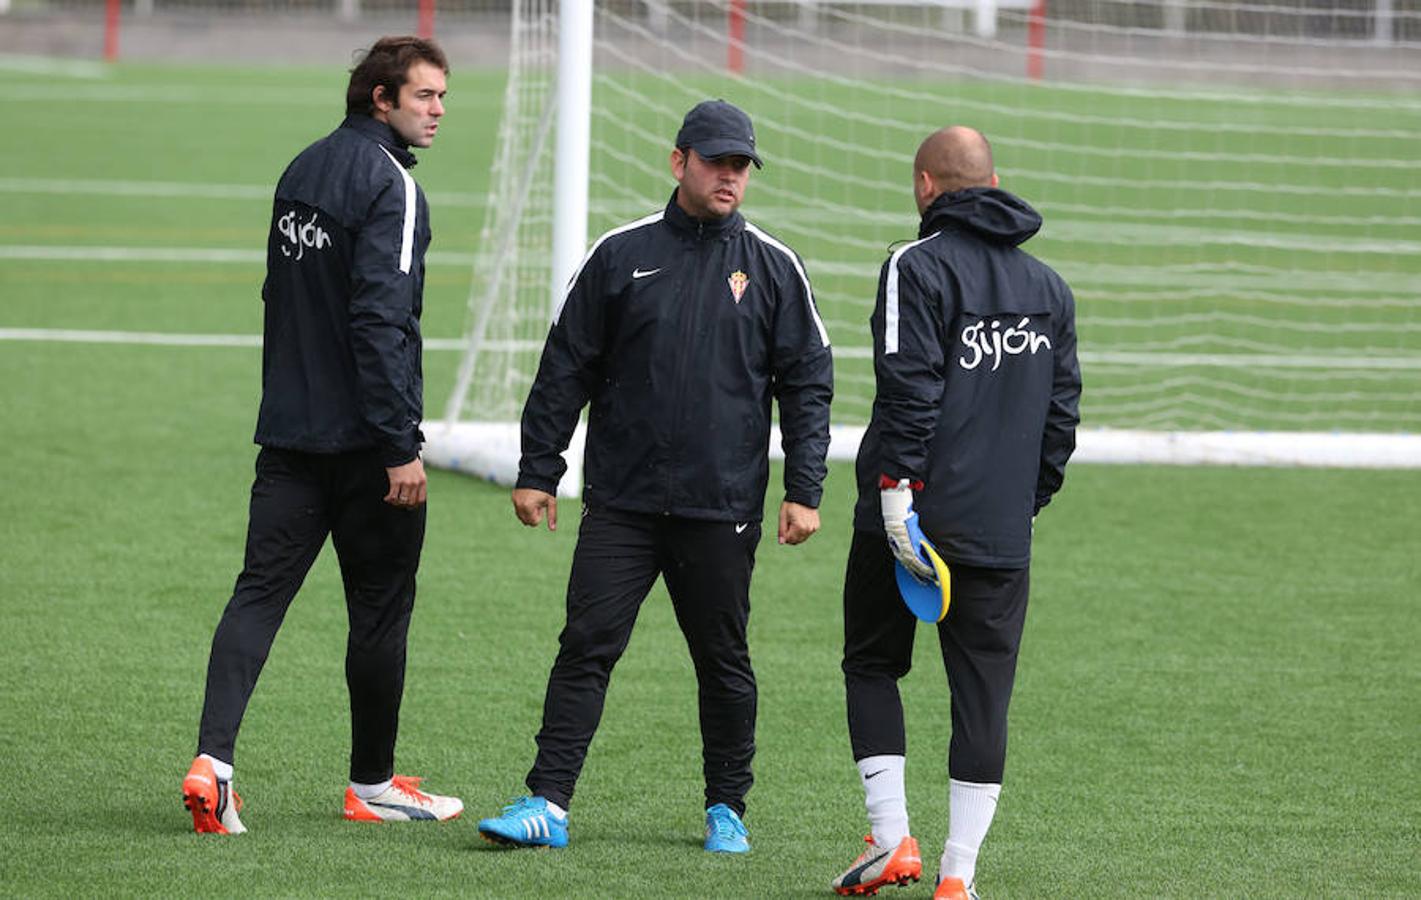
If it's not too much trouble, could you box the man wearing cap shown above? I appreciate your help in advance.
[475,99,833,854]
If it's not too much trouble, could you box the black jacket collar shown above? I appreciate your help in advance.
[341,114,418,169]
[664,191,745,240]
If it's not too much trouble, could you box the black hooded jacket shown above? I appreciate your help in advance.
[517,192,834,522]
[253,115,429,467]
[852,187,1081,568]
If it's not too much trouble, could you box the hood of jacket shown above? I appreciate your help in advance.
[919,186,1041,246]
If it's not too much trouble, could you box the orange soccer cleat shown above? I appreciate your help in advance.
[933,875,981,900]
[343,775,463,822]
[181,756,246,835]
[832,834,922,896]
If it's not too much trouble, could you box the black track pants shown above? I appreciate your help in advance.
[842,528,1028,783]
[526,507,760,816]
[196,447,425,784]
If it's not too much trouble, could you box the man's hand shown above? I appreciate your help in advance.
[512,487,558,530]
[384,458,427,508]
[880,478,934,581]
[778,501,820,545]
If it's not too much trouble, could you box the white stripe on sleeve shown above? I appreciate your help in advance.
[883,233,939,355]
[745,222,830,348]
[379,146,417,274]
[552,211,664,325]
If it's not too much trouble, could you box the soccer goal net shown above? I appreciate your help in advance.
[426,0,1421,492]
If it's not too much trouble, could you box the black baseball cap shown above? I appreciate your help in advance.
[675,99,763,169]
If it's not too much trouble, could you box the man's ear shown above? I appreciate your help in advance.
[670,147,686,181]
[372,84,394,114]
[991,171,1000,188]
[915,169,934,203]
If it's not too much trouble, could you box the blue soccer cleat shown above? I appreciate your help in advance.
[477,796,568,848]
[704,803,750,853]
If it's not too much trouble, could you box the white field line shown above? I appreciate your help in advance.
[11,175,1411,257]
[5,84,506,108]
[6,243,1418,298]
[0,328,468,352]
[1080,350,1421,371]
[0,245,478,267]
[5,240,1413,307]
[4,328,1419,371]
[0,177,484,207]
[0,177,270,200]
[5,174,1415,256]
[0,54,108,79]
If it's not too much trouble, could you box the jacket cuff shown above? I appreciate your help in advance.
[785,487,822,509]
[381,446,420,467]
[516,472,560,495]
[381,426,424,468]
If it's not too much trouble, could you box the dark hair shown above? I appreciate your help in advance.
[346,36,449,116]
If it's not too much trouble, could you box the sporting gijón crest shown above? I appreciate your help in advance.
[728,270,749,304]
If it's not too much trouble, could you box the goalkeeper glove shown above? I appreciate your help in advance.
[880,476,935,583]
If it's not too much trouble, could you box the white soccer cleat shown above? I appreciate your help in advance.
[343,775,463,822]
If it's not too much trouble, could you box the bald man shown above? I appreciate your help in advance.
[830,127,1081,900]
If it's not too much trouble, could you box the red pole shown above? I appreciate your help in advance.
[1027,0,1046,80]
[727,0,745,74]
[417,0,436,40]
[104,0,121,62]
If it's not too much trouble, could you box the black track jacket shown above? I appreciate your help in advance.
[253,115,429,467]
[518,193,834,522]
[852,188,1081,568]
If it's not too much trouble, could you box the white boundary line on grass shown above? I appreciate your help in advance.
[0,177,485,207]
[3,328,1419,372]
[0,54,108,78]
[0,328,467,352]
[0,177,270,200]
[8,178,1420,255]
[5,84,507,108]
[0,245,479,267]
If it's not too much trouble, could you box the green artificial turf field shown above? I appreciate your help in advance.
[1,61,1418,898]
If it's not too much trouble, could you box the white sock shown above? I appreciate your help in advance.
[199,753,233,782]
[351,778,392,800]
[857,755,909,848]
[543,799,567,820]
[941,779,1001,886]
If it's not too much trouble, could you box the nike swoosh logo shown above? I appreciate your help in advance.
[735,523,749,534]
[632,267,662,279]
[865,768,888,780]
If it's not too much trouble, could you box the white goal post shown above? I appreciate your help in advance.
[425,0,1421,489]
[425,0,592,497]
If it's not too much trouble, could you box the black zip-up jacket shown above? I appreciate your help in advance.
[517,192,834,521]
[852,187,1081,567]
[253,115,429,467]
